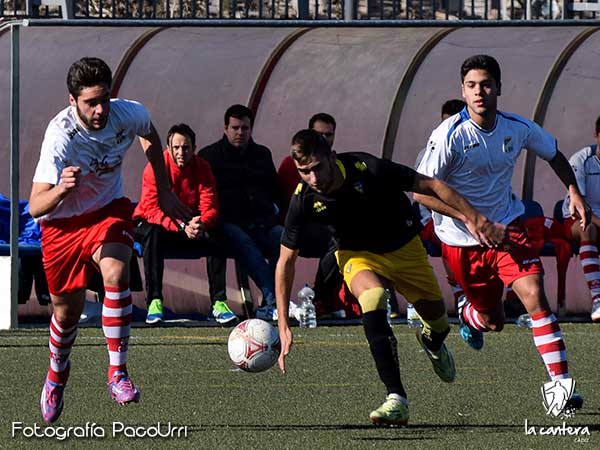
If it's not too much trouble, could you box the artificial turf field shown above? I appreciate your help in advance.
[0,322,598,450]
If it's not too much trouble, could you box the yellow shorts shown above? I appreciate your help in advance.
[336,235,442,304]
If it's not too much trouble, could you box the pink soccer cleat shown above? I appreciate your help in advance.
[108,371,140,405]
[40,376,65,423]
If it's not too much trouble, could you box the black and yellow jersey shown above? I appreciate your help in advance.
[281,152,420,254]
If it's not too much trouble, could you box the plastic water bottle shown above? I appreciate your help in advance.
[406,303,421,328]
[297,284,317,329]
[516,313,532,328]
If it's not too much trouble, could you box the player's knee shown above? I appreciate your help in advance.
[358,287,387,313]
[53,307,81,328]
[101,265,128,287]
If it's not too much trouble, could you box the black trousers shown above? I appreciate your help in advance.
[18,255,50,305]
[296,223,343,310]
[133,218,227,305]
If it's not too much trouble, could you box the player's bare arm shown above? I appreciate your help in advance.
[275,244,299,374]
[548,150,591,229]
[412,173,505,247]
[29,166,81,218]
[139,122,193,224]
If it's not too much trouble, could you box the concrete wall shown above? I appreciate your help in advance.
[2,25,598,316]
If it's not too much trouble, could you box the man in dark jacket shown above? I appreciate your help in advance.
[199,105,283,320]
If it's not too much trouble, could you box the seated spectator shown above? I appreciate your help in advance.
[561,114,600,322]
[278,113,354,318]
[133,123,236,325]
[199,105,283,321]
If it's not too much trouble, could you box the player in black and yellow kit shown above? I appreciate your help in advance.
[275,129,504,426]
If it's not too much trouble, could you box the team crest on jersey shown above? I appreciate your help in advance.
[354,161,368,172]
[115,129,126,145]
[313,201,327,213]
[353,181,364,194]
[503,137,514,153]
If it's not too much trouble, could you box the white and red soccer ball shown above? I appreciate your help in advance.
[228,319,281,373]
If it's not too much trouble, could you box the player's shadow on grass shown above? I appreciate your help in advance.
[189,423,524,433]
[193,422,600,437]
[0,342,227,349]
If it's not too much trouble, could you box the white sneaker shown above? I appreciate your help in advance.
[255,305,277,321]
[330,309,347,319]
[288,301,302,321]
[591,298,600,322]
[79,300,102,324]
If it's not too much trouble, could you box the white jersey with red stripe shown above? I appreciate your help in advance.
[417,108,557,246]
[562,145,600,218]
[33,98,151,221]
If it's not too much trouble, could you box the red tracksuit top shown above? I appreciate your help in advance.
[133,150,219,232]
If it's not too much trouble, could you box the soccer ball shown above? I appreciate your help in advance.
[228,319,281,373]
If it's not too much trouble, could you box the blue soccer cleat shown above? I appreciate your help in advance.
[457,295,484,350]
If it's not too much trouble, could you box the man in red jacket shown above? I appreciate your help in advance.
[133,124,236,325]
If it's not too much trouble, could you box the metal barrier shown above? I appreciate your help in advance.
[1,0,597,20]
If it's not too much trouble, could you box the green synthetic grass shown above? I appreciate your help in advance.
[0,324,598,450]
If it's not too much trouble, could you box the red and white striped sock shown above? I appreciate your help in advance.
[579,241,600,301]
[531,310,569,380]
[102,285,132,379]
[462,303,489,331]
[47,314,77,385]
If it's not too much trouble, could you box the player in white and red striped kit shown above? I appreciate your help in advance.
[416,54,589,411]
[561,116,600,322]
[29,57,191,423]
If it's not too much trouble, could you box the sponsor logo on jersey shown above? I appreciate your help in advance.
[294,183,303,195]
[115,129,126,145]
[463,142,480,151]
[313,201,326,213]
[354,161,368,172]
[503,136,514,153]
[90,155,123,175]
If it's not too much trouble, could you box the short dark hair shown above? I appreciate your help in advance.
[308,113,336,130]
[460,54,501,87]
[441,99,466,118]
[290,129,331,162]
[66,57,112,98]
[167,123,196,148]
[596,115,600,135]
[224,104,254,127]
